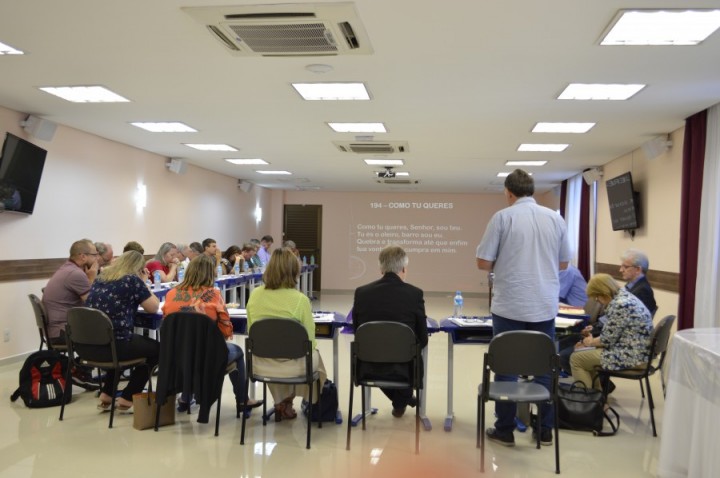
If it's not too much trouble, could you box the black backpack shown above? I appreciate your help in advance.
[303,379,339,422]
[10,350,72,408]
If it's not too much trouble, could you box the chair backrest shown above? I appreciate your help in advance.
[487,330,557,377]
[353,321,418,364]
[66,307,115,347]
[247,318,310,359]
[649,315,676,360]
[28,294,50,344]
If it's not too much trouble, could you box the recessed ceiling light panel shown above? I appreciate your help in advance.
[601,9,720,46]
[505,160,548,166]
[256,170,292,175]
[39,86,130,103]
[518,144,569,152]
[184,143,238,151]
[0,40,23,55]
[292,82,370,100]
[328,122,386,133]
[364,159,404,166]
[532,122,595,133]
[131,122,197,133]
[225,158,269,165]
[558,83,645,100]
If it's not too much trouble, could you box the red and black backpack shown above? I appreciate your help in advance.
[10,350,72,408]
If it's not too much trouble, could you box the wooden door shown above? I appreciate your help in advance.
[283,204,322,291]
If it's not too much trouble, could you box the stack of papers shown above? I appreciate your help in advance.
[555,317,580,328]
[450,317,492,327]
[228,308,247,317]
[313,313,335,323]
[558,305,586,315]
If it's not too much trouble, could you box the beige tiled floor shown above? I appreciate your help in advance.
[1,292,663,477]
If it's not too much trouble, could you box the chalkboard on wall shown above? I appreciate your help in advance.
[606,172,640,231]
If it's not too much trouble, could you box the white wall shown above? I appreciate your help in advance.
[0,105,275,360]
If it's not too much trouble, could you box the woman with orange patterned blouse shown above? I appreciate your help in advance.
[164,255,261,413]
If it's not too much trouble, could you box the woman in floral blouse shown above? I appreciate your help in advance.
[570,273,653,390]
[85,250,160,411]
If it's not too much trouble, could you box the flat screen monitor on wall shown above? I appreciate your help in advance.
[606,171,640,231]
[0,132,48,215]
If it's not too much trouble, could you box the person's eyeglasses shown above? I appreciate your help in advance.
[619,264,638,269]
[83,252,99,256]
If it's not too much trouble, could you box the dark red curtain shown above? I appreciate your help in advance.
[678,110,707,330]
[559,181,567,219]
[577,180,590,280]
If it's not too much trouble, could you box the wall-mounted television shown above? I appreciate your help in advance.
[0,132,48,215]
[606,171,640,231]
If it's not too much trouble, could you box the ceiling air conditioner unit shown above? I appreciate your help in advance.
[333,141,409,154]
[377,179,420,185]
[183,3,373,56]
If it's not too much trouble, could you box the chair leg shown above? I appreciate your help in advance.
[305,379,313,449]
[108,369,121,429]
[639,380,645,398]
[59,358,73,421]
[317,380,323,430]
[241,377,252,445]
[361,386,366,430]
[535,404,542,449]
[554,399,560,474]
[346,382,354,450]
[215,387,222,437]
[646,376,657,437]
[262,383,268,426]
[480,397,486,473]
[415,386,420,454]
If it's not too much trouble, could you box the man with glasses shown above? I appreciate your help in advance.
[43,239,99,346]
[42,239,100,389]
[94,241,114,271]
[619,249,657,315]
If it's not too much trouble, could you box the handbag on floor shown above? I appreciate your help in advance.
[557,381,619,436]
[133,392,175,430]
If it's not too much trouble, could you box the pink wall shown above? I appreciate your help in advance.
[283,190,509,294]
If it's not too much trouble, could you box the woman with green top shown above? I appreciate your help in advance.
[246,248,326,421]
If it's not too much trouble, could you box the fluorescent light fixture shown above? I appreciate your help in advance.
[601,10,720,46]
[39,86,130,103]
[364,159,404,166]
[256,170,292,175]
[505,160,548,166]
[131,122,197,133]
[558,83,645,100]
[395,171,410,176]
[532,122,595,133]
[498,171,532,177]
[328,122,386,133]
[518,144,569,152]
[0,41,23,55]
[225,158,269,165]
[292,82,370,100]
[184,144,238,151]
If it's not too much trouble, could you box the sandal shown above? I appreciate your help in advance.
[237,399,264,411]
[274,402,285,422]
[115,398,133,412]
[97,401,112,412]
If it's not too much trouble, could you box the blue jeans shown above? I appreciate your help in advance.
[491,314,555,433]
[182,342,247,403]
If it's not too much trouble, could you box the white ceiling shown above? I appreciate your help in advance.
[2,1,720,193]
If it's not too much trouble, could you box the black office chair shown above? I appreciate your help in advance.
[595,314,676,437]
[346,321,422,454]
[28,293,67,353]
[478,330,560,474]
[59,307,153,428]
[155,312,236,436]
[240,318,321,449]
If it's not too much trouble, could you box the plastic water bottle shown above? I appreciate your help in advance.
[216,264,223,279]
[302,256,307,265]
[243,260,249,272]
[310,255,315,265]
[153,270,161,289]
[177,263,185,282]
[233,259,240,276]
[453,291,464,318]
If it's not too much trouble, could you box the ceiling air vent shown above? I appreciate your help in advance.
[183,3,372,56]
[377,179,421,185]
[333,141,409,154]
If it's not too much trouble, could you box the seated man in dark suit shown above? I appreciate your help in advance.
[352,245,428,417]
[620,249,657,315]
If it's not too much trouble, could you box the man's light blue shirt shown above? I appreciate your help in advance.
[476,197,571,322]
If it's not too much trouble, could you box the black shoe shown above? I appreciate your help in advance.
[607,379,617,395]
[486,428,515,447]
[177,398,195,413]
[408,395,418,408]
[391,406,407,418]
[532,428,553,446]
[71,367,100,391]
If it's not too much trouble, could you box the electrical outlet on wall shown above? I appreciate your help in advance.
[3,329,9,342]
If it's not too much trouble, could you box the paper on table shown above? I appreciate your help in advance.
[450,317,492,327]
[558,304,586,315]
[555,317,580,328]
[227,308,247,317]
[313,313,335,322]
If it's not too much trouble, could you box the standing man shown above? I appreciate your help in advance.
[620,249,657,315]
[353,245,428,417]
[43,239,99,345]
[476,169,570,447]
[257,235,273,265]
